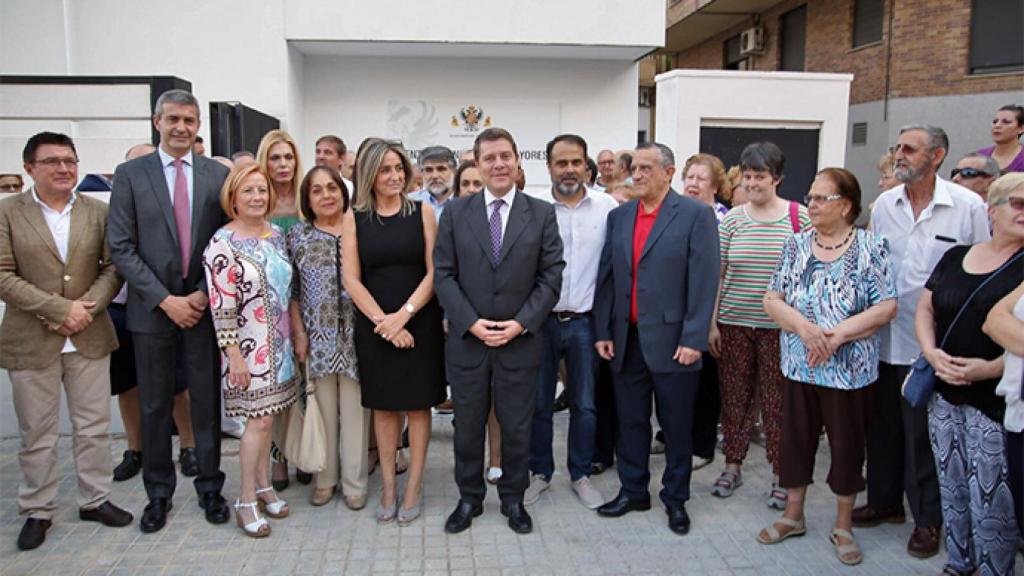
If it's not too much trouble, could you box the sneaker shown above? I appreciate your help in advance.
[486,467,503,484]
[571,477,604,510]
[523,473,550,506]
[766,484,788,510]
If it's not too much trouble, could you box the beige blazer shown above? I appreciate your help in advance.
[0,190,122,370]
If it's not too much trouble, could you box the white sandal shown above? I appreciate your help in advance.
[234,499,270,538]
[829,527,863,566]
[256,487,290,518]
[756,516,806,544]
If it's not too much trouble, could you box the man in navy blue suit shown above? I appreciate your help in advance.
[592,142,720,535]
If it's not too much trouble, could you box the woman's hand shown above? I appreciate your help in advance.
[923,347,969,386]
[227,350,251,390]
[798,321,832,367]
[390,329,415,349]
[293,331,309,363]
[708,323,722,358]
[374,310,411,341]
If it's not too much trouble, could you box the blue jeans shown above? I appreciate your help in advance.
[529,314,598,482]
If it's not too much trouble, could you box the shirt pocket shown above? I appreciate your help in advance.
[923,235,959,276]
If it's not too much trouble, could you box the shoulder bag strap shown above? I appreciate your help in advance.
[938,249,1024,348]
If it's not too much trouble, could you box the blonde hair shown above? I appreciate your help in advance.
[220,163,276,219]
[256,129,302,205]
[877,151,895,174]
[682,153,729,199]
[352,138,415,218]
[988,172,1024,207]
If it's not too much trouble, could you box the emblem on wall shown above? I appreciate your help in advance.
[451,105,492,132]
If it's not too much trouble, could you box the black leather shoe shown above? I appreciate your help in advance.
[80,501,133,527]
[199,492,230,524]
[597,494,651,517]
[500,502,533,534]
[179,448,199,477]
[113,450,142,482]
[666,504,691,535]
[295,470,313,485]
[444,500,483,534]
[17,518,51,550]
[140,499,172,533]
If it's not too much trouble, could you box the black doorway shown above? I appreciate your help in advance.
[699,126,820,203]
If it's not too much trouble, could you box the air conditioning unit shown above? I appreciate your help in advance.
[739,26,766,56]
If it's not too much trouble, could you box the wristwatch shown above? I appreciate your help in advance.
[404,302,415,315]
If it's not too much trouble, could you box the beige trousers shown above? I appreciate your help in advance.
[9,353,112,518]
[312,373,369,497]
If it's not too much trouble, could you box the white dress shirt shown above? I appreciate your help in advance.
[995,293,1024,433]
[484,186,516,237]
[869,177,991,365]
[32,187,77,353]
[549,189,617,313]
[158,147,194,211]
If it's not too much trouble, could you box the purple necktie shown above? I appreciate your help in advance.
[172,158,191,278]
[489,198,505,263]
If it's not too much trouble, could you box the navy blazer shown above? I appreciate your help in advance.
[433,190,564,370]
[593,190,720,373]
[107,151,229,334]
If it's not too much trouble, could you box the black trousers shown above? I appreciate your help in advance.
[613,326,698,507]
[1007,431,1023,539]
[864,362,942,527]
[450,352,538,506]
[692,352,721,459]
[133,315,225,500]
[593,359,618,467]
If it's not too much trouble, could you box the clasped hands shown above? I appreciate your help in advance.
[47,299,96,336]
[923,347,988,386]
[160,291,209,328]
[470,318,524,348]
[372,310,415,349]
[798,322,848,368]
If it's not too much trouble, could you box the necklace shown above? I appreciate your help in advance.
[814,227,854,250]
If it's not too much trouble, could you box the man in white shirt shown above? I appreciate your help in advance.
[524,135,617,510]
[861,124,991,558]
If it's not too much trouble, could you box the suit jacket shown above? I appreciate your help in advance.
[593,190,720,374]
[434,190,564,369]
[0,190,121,370]
[108,151,229,333]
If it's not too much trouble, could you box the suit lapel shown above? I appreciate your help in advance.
[639,190,680,262]
[145,152,180,247]
[467,193,494,265]
[17,191,62,262]
[622,200,637,270]
[497,192,529,265]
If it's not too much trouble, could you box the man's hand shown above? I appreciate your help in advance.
[160,295,204,328]
[469,318,498,342]
[60,300,96,334]
[187,291,209,312]
[481,320,524,348]
[595,340,615,360]
[673,346,701,366]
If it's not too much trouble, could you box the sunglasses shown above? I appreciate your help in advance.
[993,196,1024,211]
[950,167,992,179]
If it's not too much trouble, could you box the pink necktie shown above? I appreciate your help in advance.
[172,158,191,278]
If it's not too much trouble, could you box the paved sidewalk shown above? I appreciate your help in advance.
[0,414,974,575]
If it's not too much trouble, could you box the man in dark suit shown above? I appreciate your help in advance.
[108,89,230,533]
[592,142,719,535]
[434,127,564,534]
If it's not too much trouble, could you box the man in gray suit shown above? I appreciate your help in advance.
[108,89,230,533]
[434,127,564,535]
[593,142,719,535]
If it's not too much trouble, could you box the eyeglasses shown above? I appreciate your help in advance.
[993,196,1024,211]
[888,143,921,156]
[950,167,991,179]
[32,157,79,168]
[803,193,843,205]
[0,183,21,192]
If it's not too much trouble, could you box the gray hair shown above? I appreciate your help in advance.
[154,89,200,119]
[898,124,949,152]
[636,142,675,168]
[959,152,1001,177]
[418,145,456,169]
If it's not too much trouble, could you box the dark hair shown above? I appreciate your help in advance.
[545,134,588,164]
[316,135,347,156]
[586,157,598,186]
[618,151,633,173]
[816,167,862,224]
[453,160,478,198]
[998,104,1024,128]
[154,89,200,119]
[635,142,674,168]
[473,127,518,160]
[23,132,77,164]
[419,145,456,169]
[299,166,349,222]
[739,141,785,179]
[195,136,204,144]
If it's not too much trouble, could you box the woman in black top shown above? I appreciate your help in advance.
[914,173,1024,576]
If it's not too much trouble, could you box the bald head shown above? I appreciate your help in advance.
[125,143,156,161]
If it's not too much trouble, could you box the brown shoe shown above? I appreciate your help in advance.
[907,525,940,559]
[851,504,905,527]
[310,487,335,507]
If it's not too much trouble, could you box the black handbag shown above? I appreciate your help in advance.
[902,250,1024,407]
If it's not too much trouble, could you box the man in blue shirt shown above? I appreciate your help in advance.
[408,145,456,221]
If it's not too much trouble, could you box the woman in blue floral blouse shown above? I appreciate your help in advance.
[758,168,897,566]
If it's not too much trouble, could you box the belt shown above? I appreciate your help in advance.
[554,311,590,322]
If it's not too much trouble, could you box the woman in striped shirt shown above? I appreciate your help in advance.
[709,142,810,508]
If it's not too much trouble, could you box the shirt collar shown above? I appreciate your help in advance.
[418,188,451,207]
[30,186,76,211]
[158,147,193,168]
[484,186,515,208]
[894,176,954,208]
[550,188,592,208]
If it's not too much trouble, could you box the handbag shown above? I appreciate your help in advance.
[283,366,327,473]
[902,250,1024,407]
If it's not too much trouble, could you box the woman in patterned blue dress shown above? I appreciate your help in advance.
[758,168,897,566]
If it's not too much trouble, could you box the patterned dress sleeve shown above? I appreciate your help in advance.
[864,232,897,305]
[203,233,240,349]
[768,234,798,295]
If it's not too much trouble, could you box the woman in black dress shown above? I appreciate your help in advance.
[341,138,445,525]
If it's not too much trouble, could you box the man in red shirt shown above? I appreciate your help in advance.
[593,142,720,535]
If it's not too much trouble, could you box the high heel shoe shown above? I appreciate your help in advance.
[255,487,290,519]
[234,499,270,538]
[376,490,399,524]
[398,499,422,526]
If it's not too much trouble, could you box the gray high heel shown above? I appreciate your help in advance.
[397,499,422,526]
[376,491,399,524]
